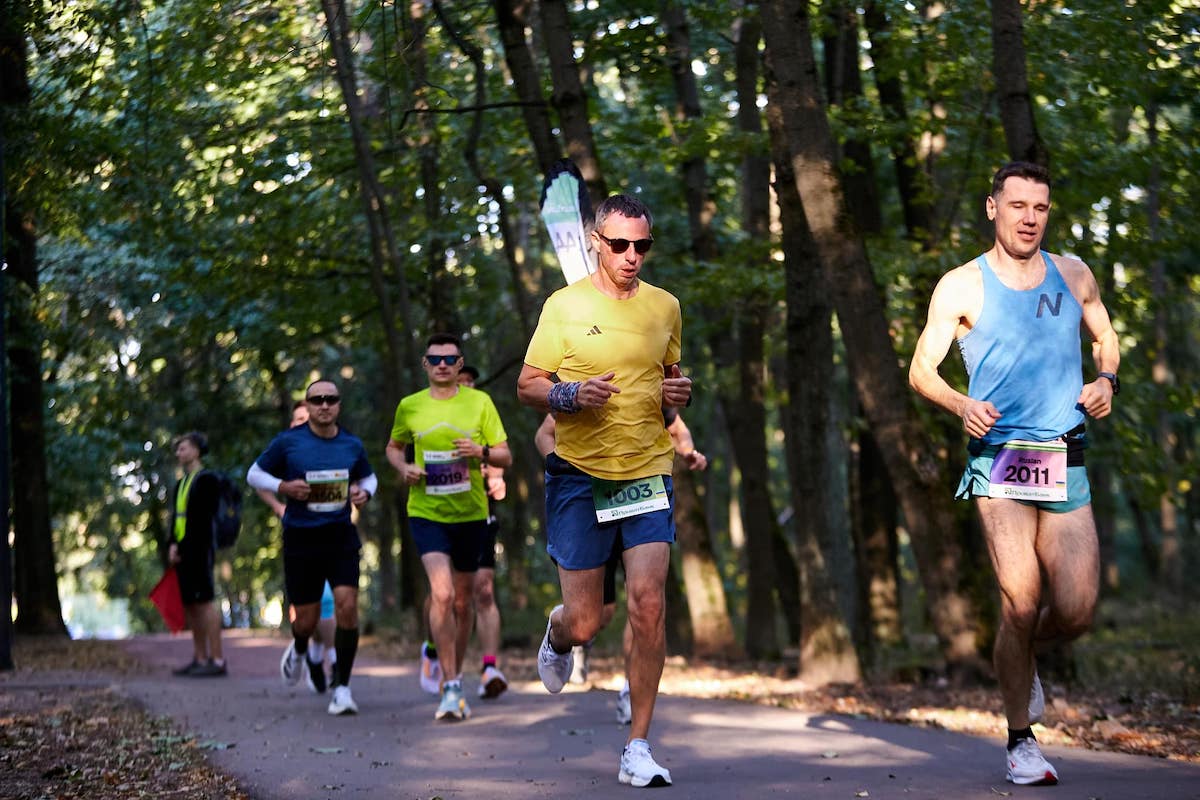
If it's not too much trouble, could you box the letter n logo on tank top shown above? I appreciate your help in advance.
[1036,292,1063,318]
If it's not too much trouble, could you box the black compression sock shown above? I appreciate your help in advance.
[334,626,359,686]
[1007,727,1035,750]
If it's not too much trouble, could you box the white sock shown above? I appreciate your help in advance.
[308,642,325,663]
[620,678,630,695]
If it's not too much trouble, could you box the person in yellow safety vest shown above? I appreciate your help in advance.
[167,431,226,677]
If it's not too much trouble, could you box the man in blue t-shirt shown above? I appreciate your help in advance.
[910,162,1119,787]
[247,379,377,716]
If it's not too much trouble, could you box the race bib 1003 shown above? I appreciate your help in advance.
[987,440,1067,502]
[424,449,471,495]
[591,475,670,523]
[306,469,350,513]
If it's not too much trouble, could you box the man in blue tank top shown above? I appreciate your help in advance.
[909,162,1119,787]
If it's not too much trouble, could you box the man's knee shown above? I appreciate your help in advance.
[474,577,496,611]
[1000,597,1041,635]
[1051,601,1095,640]
[429,582,455,610]
[626,584,665,630]
[560,607,603,644]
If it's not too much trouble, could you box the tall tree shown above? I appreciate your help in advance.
[2,0,66,636]
[663,0,783,657]
[539,0,607,208]
[492,0,562,177]
[991,0,1048,166]
[761,0,984,675]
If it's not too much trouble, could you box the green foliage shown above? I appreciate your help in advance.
[13,0,1199,638]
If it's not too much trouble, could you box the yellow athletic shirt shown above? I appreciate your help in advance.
[525,278,682,480]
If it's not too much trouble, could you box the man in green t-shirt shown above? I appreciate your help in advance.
[386,333,512,722]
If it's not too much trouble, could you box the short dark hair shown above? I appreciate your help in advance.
[426,333,463,352]
[305,378,339,397]
[594,194,653,233]
[174,431,209,456]
[992,161,1051,197]
[460,365,480,381]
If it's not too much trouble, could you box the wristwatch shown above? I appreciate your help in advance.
[482,445,490,464]
[1098,372,1120,395]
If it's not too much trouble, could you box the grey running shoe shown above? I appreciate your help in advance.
[1006,738,1058,785]
[618,739,672,787]
[536,605,573,694]
[615,686,632,725]
[1028,668,1045,724]
[569,644,588,684]
[280,642,303,687]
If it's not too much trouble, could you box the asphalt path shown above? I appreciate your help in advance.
[103,631,1200,800]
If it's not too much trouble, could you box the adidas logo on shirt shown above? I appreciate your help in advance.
[586,325,602,335]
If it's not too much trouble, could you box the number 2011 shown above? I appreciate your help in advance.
[1004,465,1049,485]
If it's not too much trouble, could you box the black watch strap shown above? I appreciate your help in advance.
[1098,372,1120,395]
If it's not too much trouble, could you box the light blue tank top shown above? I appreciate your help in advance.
[955,251,1084,444]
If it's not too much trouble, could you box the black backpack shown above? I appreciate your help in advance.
[207,471,243,549]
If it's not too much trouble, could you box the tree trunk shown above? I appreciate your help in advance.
[762,0,983,677]
[2,6,67,637]
[434,0,535,340]
[861,0,936,244]
[766,73,861,685]
[991,0,1049,166]
[821,0,882,234]
[539,0,607,208]
[850,429,901,662]
[492,0,561,176]
[320,0,416,390]
[408,0,459,336]
[6,205,67,636]
[672,458,739,658]
[1146,104,1180,596]
[665,0,780,658]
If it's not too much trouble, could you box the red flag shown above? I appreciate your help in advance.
[149,566,186,633]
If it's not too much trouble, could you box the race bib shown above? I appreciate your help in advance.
[306,469,349,512]
[987,440,1068,502]
[591,475,670,523]
[424,449,471,495]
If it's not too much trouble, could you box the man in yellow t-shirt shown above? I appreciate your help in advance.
[518,194,692,789]
[386,333,511,723]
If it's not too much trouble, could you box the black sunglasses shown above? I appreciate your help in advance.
[596,231,653,255]
[425,354,461,366]
[306,394,341,406]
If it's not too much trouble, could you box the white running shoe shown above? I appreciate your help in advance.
[327,684,359,716]
[419,643,442,695]
[477,665,508,699]
[435,682,470,721]
[1028,668,1045,724]
[279,642,303,687]
[1006,738,1058,785]
[615,686,632,725]
[618,739,672,788]
[536,605,573,694]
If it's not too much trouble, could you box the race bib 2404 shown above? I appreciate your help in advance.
[306,469,349,513]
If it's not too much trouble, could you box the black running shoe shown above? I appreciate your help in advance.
[172,659,203,676]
